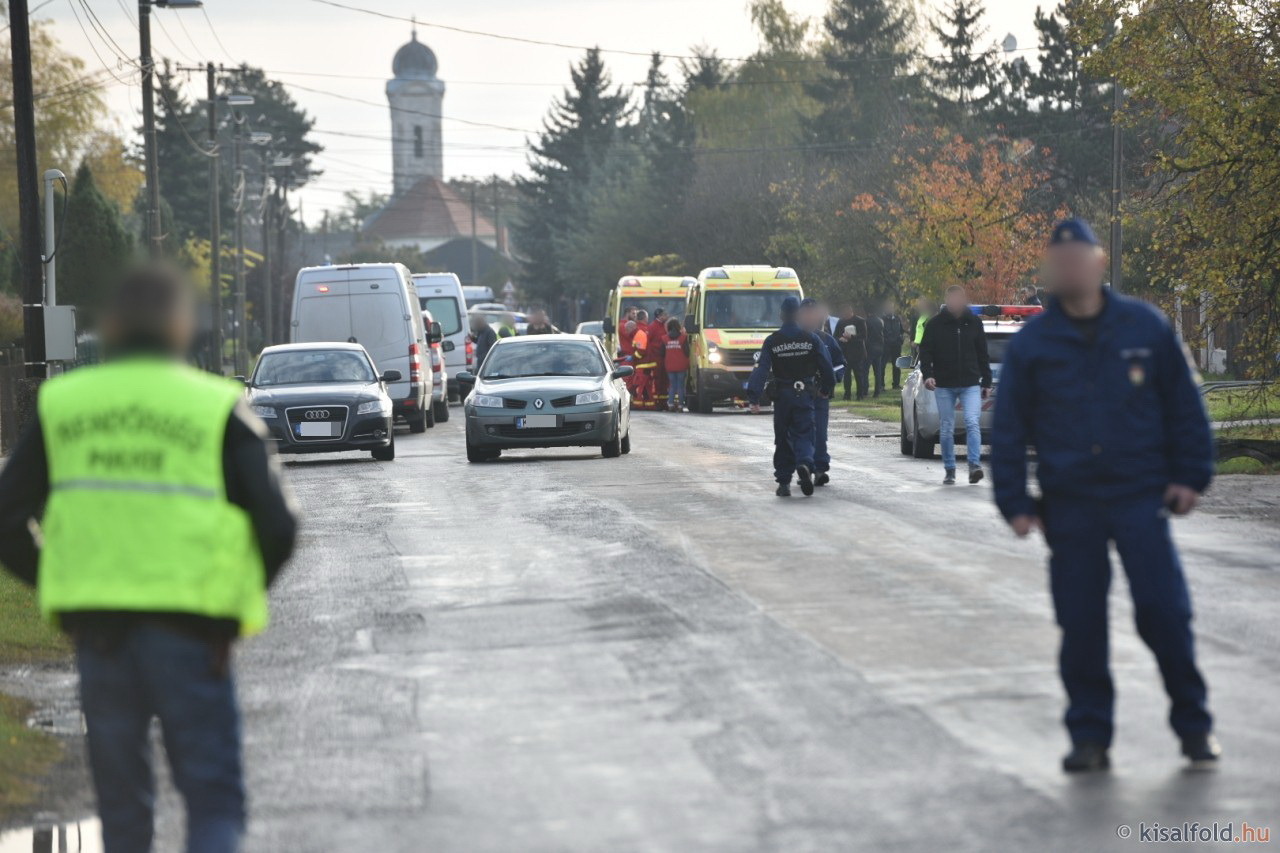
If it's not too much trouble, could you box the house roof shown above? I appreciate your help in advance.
[363,177,496,243]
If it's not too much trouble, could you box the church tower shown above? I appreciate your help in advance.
[386,26,445,194]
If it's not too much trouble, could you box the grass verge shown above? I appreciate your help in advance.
[1205,385,1278,423]
[0,572,67,666]
[0,693,61,818]
[829,395,901,423]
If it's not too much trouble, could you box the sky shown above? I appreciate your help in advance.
[28,0,1043,226]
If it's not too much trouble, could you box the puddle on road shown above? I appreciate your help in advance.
[0,818,101,853]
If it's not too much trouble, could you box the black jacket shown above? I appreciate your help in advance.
[919,309,993,389]
[833,316,867,362]
[472,324,498,366]
[0,400,298,640]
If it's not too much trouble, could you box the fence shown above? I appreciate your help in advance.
[0,347,32,455]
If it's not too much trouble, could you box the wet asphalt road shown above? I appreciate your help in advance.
[155,407,1280,851]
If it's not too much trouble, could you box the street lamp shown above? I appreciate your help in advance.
[139,0,203,259]
[232,112,269,376]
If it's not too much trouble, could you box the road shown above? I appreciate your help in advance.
[12,406,1280,852]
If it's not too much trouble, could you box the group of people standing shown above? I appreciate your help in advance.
[618,307,691,412]
[831,302,909,400]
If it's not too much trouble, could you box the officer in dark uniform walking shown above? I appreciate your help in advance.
[800,298,846,486]
[992,218,1219,773]
[747,296,835,497]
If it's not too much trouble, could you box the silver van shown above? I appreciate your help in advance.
[291,264,434,432]
[412,272,471,402]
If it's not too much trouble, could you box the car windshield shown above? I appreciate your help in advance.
[253,350,376,386]
[481,341,605,378]
[419,296,463,335]
[704,291,796,330]
[619,297,687,322]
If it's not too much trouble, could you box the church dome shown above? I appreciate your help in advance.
[393,32,438,80]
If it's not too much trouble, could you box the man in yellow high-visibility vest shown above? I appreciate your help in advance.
[0,265,297,853]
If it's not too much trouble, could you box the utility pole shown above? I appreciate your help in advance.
[261,157,273,349]
[233,115,247,376]
[275,177,290,346]
[139,0,163,258]
[205,63,223,371]
[8,0,46,381]
[470,182,479,286]
[1109,80,1124,293]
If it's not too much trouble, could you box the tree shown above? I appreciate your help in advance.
[57,164,135,316]
[152,63,212,246]
[804,0,921,146]
[79,131,144,214]
[1076,0,1280,378]
[0,21,106,235]
[854,131,1063,303]
[927,0,1002,124]
[513,48,630,301]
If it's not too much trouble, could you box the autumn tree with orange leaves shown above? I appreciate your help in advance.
[854,131,1064,305]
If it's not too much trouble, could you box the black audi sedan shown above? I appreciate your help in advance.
[244,342,400,461]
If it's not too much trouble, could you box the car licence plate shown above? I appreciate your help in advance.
[298,422,338,437]
[516,414,557,429]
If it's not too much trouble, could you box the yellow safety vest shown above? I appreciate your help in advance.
[37,358,268,635]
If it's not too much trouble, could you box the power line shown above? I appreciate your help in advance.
[0,0,55,32]
[199,5,236,63]
[284,80,538,134]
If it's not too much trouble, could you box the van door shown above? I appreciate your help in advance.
[293,274,353,344]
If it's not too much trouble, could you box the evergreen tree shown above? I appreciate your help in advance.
[679,47,727,94]
[927,0,1002,124]
[152,63,210,246]
[58,164,134,316]
[513,49,630,301]
[804,0,921,146]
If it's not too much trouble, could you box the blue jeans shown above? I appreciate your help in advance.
[667,370,687,409]
[76,623,245,853]
[934,385,982,470]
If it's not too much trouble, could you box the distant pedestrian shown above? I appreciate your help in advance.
[918,284,992,485]
[863,305,885,397]
[1022,286,1042,306]
[525,308,560,335]
[496,313,518,338]
[663,318,690,411]
[833,303,867,401]
[747,296,835,497]
[471,313,498,369]
[800,299,846,486]
[993,218,1219,773]
[912,295,933,356]
[881,301,907,390]
[0,264,297,853]
[648,309,670,401]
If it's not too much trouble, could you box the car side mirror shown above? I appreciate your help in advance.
[611,365,634,379]
[427,321,443,344]
[441,340,455,352]
[602,317,615,334]
[381,369,402,383]
[894,356,915,370]
[455,371,476,384]
[233,375,247,385]
[683,314,699,334]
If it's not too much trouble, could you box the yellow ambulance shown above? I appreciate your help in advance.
[683,265,804,413]
[602,275,695,357]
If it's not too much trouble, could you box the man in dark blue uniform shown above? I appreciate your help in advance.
[747,296,835,497]
[992,218,1219,773]
[800,298,846,486]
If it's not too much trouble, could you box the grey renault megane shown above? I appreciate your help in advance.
[459,334,633,462]
[244,342,401,461]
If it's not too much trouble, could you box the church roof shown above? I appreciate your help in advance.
[393,31,438,80]
[363,177,496,243]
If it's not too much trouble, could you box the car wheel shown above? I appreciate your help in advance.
[911,404,935,459]
[433,398,450,422]
[621,431,631,455]
[900,405,913,456]
[372,437,396,462]
[692,373,714,414]
[601,424,623,458]
[409,410,428,433]
[466,438,498,463]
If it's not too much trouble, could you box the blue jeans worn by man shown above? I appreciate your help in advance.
[77,624,246,853]
[934,385,982,474]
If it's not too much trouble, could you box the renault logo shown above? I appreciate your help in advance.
[304,410,330,420]
[533,398,544,410]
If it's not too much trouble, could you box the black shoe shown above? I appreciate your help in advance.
[1181,733,1221,769]
[796,465,815,496]
[814,472,830,487]
[842,394,851,401]
[943,469,956,485]
[1062,741,1111,773]
[776,483,791,497]
[969,466,984,484]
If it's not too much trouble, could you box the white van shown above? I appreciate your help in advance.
[291,264,434,432]
[412,272,471,403]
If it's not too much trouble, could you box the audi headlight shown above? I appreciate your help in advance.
[357,399,391,415]
[574,390,606,406]
[251,405,277,419]
[472,394,505,408]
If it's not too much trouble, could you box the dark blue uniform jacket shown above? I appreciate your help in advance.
[746,323,836,403]
[992,289,1213,520]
